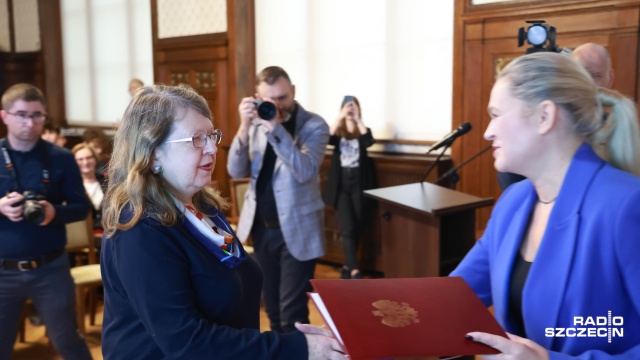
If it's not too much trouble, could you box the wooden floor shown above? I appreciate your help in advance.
[12,262,348,360]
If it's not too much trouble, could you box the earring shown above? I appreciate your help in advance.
[151,165,163,175]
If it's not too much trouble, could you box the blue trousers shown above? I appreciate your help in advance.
[251,224,316,333]
[0,253,92,360]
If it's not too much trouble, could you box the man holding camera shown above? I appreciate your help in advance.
[227,66,329,333]
[0,84,92,359]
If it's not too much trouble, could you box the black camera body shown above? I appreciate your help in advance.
[518,20,560,54]
[16,191,46,224]
[253,99,277,120]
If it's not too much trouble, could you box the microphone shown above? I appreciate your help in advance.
[427,122,472,154]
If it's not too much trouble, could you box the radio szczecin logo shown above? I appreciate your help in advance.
[545,311,623,343]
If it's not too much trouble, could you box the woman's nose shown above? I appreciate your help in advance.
[484,121,495,141]
[203,140,218,155]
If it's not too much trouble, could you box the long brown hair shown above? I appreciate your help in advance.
[334,96,362,140]
[102,84,228,237]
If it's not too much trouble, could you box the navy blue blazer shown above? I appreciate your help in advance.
[101,209,307,359]
[451,144,640,359]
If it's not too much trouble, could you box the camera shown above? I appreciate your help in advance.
[518,20,560,54]
[252,99,277,120]
[13,191,46,224]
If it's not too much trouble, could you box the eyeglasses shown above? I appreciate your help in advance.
[6,111,47,123]
[165,129,222,148]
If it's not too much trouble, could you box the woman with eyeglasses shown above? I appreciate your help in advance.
[100,84,344,360]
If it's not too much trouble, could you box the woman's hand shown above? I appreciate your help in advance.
[295,323,348,360]
[467,332,549,360]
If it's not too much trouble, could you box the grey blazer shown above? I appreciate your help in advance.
[227,103,329,261]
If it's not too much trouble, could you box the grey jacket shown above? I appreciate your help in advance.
[227,103,329,261]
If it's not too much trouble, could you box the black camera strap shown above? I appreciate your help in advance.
[1,138,50,196]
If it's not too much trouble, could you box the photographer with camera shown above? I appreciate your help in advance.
[228,66,329,334]
[0,84,92,359]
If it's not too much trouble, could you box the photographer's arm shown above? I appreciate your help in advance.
[268,118,329,183]
[227,97,257,179]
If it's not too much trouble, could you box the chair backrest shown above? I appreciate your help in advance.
[229,177,250,223]
[65,213,97,264]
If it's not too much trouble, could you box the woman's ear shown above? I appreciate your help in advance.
[151,148,162,166]
[537,100,558,135]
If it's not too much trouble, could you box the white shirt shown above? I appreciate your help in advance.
[339,138,360,168]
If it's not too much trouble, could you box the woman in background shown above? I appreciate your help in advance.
[72,143,107,230]
[100,84,345,360]
[451,52,640,359]
[324,96,376,279]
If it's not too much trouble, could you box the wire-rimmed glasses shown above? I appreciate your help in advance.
[6,111,47,124]
[165,129,222,148]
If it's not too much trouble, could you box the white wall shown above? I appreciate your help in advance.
[61,0,153,125]
[256,0,454,141]
[59,0,455,139]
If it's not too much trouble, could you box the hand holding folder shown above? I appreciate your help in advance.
[308,276,506,359]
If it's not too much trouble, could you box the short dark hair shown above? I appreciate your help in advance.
[82,128,108,145]
[256,66,291,86]
[43,122,61,134]
[1,83,47,110]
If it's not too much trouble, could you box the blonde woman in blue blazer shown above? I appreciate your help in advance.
[451,52,640,359]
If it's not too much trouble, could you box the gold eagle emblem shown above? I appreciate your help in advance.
[372,300,420,327]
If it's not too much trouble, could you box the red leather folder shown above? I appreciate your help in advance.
[309,277,506,359]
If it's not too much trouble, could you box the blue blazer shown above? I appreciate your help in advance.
[451,144,640,359]
[101,209,307,359]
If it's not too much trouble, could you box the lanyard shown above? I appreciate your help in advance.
[1,139,50,195]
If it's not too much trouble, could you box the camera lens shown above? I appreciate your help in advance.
[23,200,45,224]
[21,191,45,224]
[253,100,277,120]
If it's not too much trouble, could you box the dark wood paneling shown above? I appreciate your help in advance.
[227,0,256,124]
[453,0,640,234]
[38,0,66,126]
[1,0,63,137]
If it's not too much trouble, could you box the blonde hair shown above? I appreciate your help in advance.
[71,142,98,159]
[591,88,640,176]
[102,84,227,237]
[498,52,640,176]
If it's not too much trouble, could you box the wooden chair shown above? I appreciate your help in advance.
[16,214,102,342]
[228,178,253,253]
[65,214,103,335]
[228,178,250,227]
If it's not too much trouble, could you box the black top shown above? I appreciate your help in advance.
[498,172,526,191]
[0,138,90,258]
[101,208,307,359]
[508,252,532,337]
[323,129,376,208]
[255,106,297,223]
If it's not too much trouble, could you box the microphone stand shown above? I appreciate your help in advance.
[435,145,493,189]
[419,143,450,183]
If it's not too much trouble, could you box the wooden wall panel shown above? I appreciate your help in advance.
[453,0,640,234]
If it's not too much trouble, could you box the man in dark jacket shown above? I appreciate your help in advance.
[0,83,92,359]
